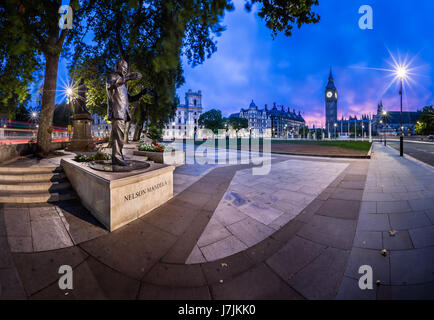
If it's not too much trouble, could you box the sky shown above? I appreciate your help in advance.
[176,0,434,127]
[51,0,434,128]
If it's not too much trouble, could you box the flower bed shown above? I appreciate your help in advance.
[135,142,184,166]
[138,142,173,153]
[74,152,111,162]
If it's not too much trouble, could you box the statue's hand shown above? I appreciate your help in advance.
[126,72,142,81]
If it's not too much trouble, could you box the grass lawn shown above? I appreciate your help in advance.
[192,138,372,152]
[270,139,372,152]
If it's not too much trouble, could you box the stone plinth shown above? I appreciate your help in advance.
[67,113,96,151]
[61,158,174,231]
[133,150,185,166]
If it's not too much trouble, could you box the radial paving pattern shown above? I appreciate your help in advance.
[187,159,349,263]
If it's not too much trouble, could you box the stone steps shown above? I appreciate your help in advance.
[0,172,66,182]
[0,191,77,203]
[0,180,71,192]
[0,166,62,174]
[0,166,77,203]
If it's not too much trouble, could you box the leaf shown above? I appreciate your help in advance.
[389,229,397,236]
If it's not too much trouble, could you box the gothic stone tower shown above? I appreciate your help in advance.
[325,68,338,132]
[185,89,202,107]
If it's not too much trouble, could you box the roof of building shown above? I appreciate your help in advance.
[267,105,305,122]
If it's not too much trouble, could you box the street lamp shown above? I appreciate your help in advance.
[382,110,388,146]
[334,123,337,140]
[395,65,408,156]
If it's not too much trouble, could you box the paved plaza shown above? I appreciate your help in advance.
[0,143,433,299]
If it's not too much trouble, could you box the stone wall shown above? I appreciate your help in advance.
[0,142,68,164]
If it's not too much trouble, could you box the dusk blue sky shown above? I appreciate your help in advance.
[52,0,434,127]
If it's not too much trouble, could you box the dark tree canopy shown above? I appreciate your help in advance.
[0,0,320,148]
[228,116,248,132]
[415,106,434,135]
[199,109,225,133]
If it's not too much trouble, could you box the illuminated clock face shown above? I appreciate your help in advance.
[326,91,333,98]
[335,92,338,99]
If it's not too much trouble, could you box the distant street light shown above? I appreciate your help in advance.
[382,110,388,146]
[334,123,337,139]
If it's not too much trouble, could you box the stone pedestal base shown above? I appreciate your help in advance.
[67,114,96,151]
[61,158,174,231]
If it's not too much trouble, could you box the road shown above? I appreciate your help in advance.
[386,139,434,166]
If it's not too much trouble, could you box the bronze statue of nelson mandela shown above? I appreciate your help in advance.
[106,59,144,166]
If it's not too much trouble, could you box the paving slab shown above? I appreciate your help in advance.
[297,214,357,250]
[344,247,390,285]
[143,263,207,288]
[357,213,391,232]
[266,236,326,282]
[200,236,248,262]
[12,246,88,296]
[288,247,350,300]
[353,231,383,250]
[336,276,377,300]
[227,217,275,247]
[315,198,360,220]
[4,208,31,237]
[79,220,177,280]
[0,268,27,299]
[389,211,432,230]
[409,225,434,248]
[382,230,414,250]
[30,261,106,300]
[390,247,434,285]
[31,217,73,252]
[210,263,303,300]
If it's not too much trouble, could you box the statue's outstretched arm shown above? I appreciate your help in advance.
[128,87,153,102]
[106,74,124,90]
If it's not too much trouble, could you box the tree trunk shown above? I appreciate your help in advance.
[37,53,60,154]
[133,119,143,141]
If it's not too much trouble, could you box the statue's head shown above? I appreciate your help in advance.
[115,59,128,76]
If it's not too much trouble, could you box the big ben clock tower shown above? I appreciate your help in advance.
[325,68,338,132]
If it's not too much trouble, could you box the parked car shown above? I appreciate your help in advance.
[428,135,434,141]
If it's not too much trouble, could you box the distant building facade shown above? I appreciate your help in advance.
[373,101,422,135]
[231,101,305,137]
[92,114,111,138]
[233,100,270,134]
[164,89,203,139]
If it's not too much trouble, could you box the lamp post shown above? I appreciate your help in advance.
[334,123,337,140]
[399,77,404,156]
[382,110,387,146]
[395,65,407,156]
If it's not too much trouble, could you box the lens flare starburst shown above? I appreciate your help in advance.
[350,48,424,98]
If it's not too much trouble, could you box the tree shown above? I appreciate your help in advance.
[227,116,248,137]
[0,0,91,153]
[199,109,225,134]
[70,0,320,140]
[299,125,309,138]
[1,0,320,150]
[415,106,434,135]
[69,0,234,144]
[349,125,360,137]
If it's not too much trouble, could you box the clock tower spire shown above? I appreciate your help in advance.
[325,67,338,132]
